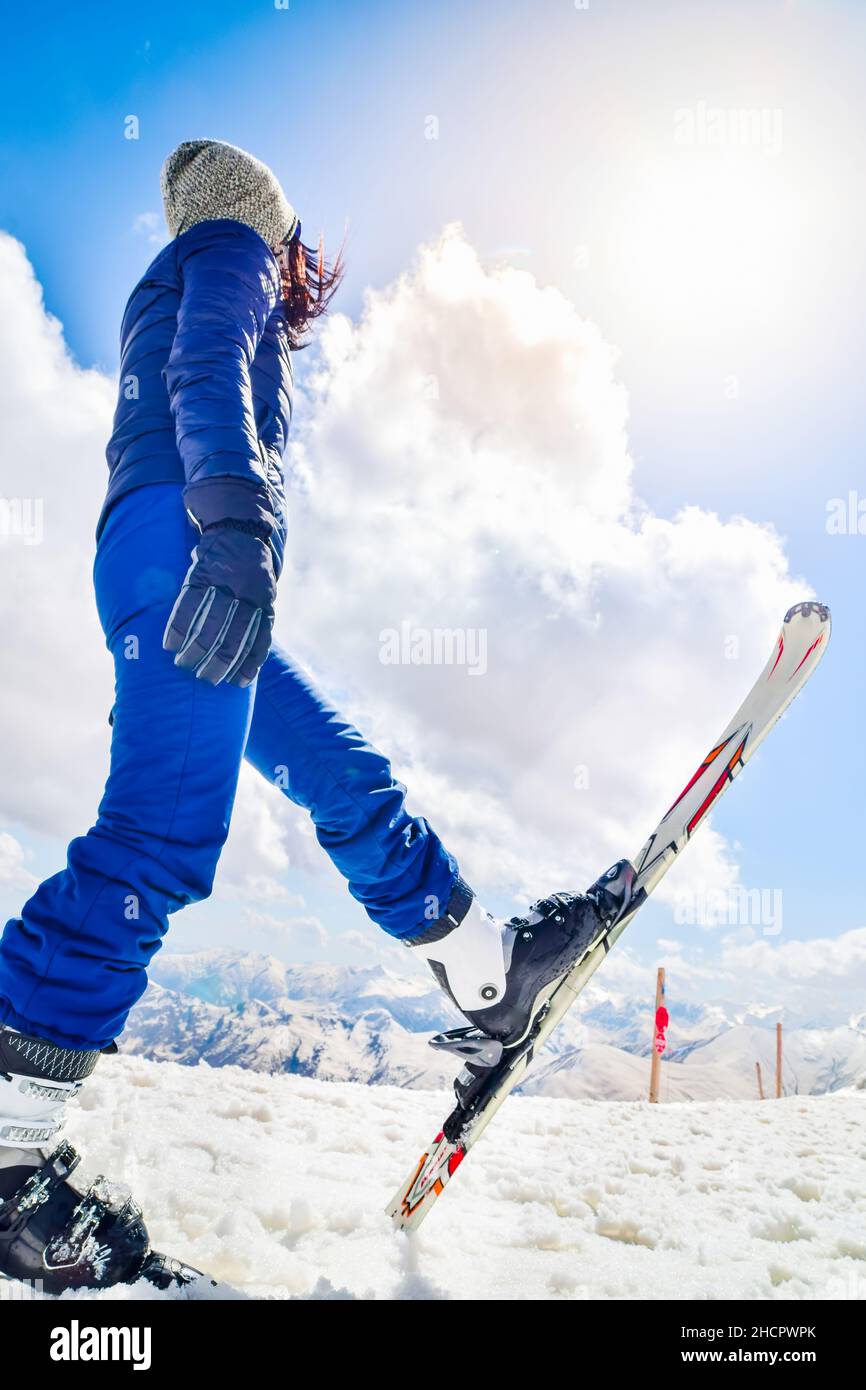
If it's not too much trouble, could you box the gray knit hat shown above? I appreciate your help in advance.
[161,139,299,249]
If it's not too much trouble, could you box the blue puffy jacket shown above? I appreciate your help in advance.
[100,219,293,547]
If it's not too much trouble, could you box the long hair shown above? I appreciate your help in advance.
[278,232,345,349]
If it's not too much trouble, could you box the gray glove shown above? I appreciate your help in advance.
[163,478,281,688]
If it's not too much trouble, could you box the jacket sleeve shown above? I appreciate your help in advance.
[163,221,282,514]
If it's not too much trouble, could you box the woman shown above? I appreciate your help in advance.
[0,140,632,1291]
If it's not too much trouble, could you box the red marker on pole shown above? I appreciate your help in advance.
[649,968,667,1102]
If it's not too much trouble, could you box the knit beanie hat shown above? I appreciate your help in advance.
[161,139,299,249]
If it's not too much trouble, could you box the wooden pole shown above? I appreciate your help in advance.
[649,967,666,1104]
[775,1021,783,1099]
[755,1061,765,1101]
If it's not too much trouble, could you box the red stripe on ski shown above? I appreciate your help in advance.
[768,632,784,677]
[686,732,749,835]
[664,738,730,818]
[397,1136,464,1221]
[788,634,824,680]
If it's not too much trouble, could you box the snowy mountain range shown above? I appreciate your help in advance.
[121,948,866,1101]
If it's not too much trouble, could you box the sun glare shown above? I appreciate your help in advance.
[612,149,806,342]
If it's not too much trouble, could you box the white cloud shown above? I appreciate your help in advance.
[0,830,37,892]
[0,234,115,838]
[132,211,165,248]
[720,928,866,1020]
[281,226,806,904]
[213,763,320,902]
[240,906,328,955]
[596,926,866,1030]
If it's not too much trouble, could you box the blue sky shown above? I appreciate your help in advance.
[0,0,862,1007]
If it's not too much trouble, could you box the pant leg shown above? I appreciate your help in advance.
[246,646,458,940]
[0,484,254,1050]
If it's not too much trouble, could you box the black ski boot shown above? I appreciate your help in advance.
[411,860,636,1052]
[410,861,635,1141]
[0,1026,204,1294]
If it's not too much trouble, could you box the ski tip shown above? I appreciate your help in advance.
[775,600,831,687]
[385,1151,429,1230]
[784,599,831,630]
[385,1191,425,1233]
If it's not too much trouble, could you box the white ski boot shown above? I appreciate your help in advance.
[410,861,636,1058]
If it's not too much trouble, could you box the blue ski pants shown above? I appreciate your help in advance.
[0,485,458,1049]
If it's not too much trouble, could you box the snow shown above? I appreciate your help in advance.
[15,1055,866,1302]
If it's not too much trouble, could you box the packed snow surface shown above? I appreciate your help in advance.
[16,1056,865,1303]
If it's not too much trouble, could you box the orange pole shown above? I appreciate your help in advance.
[755,1061,765,1101]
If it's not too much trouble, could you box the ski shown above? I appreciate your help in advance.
[387,600,831,1231]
